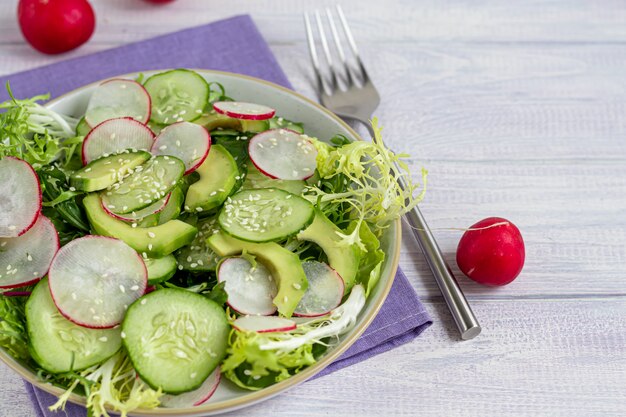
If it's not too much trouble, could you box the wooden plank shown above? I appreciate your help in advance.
[3,0,626,44]
[3,298,624,417]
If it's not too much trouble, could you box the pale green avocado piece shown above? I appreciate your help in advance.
[185,144,238,213]
[297,210,360,293]
[76,117,91,136]
[207,232,307,317]
[145,255,177,285]
[194,112,269,133]
[83,194,197,258]
[70,150,151,192]
[242,163,306,195]
[157,186,184,225]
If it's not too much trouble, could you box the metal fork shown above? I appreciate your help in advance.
[304,6,481,340]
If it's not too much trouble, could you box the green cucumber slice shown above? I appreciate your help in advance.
[76,117,91,136]
[218,188,314,243]
[175,216,220,272]
[101,155,185,214]
[144,69,209,125]
[145,255,177,285]
[26,278,122,373]
[122,289,229,394]
[242,163,306,195]
[70,150,151,192]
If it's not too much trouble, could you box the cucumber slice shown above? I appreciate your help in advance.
[242,163,305,195]
[26,278,122,373]
[175,216,220,272]
[122,289,229,394]
[144,69,209,125]
[102,155,185,214]
[218,188,315,243]
[145,255,177,285]
[268,117,304,134]
[70,150,151,192]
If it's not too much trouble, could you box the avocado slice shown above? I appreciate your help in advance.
[193,112,269,133]
[297,211,360,293]
[207,232,307,317]
[83,194,197,258]
[185,144,239,213]
[70,150,151,192]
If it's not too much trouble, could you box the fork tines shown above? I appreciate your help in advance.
[304,5,370,95]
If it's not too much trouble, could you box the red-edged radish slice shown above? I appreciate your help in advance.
[150,122,211,174]
[0,216,59,289]
[248,129,317,180]
[86,79,151,127]
[213,101,275,121]
[232,315,296,333]
[218,257,277,316]
[0,157,41,238]
[159,367,221,408]
[294,261,344,317]
[82,117,155,165]
[48,236,147,329]
[102,192,170,222]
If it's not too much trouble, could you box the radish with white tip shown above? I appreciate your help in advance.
[48,236,147,329]
[248,129,317,180]
[150,122,211,174]
[232,315,297,333]
[159,367,221,408]
[294,261,344,317]
[85,79,151,127]
[213,101,275,120]
[103,192,170,222]
[0,216,59,289]
[218,257,277,316]
[0,157,41,238]
[82,117,155,165]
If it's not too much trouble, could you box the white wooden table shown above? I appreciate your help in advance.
[1,1,625,416]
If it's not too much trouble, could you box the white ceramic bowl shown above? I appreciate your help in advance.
[0,70,401,416]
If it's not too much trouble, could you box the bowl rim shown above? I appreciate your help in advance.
[0,69,401,416]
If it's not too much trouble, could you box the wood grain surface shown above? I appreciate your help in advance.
[0,0,625,416]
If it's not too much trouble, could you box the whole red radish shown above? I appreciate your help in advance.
[456,217,525,286]
[17,0,95,55]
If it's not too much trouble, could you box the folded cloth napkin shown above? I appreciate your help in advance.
[1,15,432,416]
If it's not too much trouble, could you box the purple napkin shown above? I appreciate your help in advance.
[1,15,431,416]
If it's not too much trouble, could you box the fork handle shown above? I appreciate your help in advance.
[358,121,481,340]
[399,175,481,340]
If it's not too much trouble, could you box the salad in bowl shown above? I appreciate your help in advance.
[0,69,426,416]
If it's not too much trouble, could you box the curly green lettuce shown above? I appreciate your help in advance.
[222,285,366,390]
[306,117,427,250]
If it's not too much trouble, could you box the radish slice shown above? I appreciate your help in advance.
[213,101,275,121]
[85,79,151,127]
[0,216,59,289]
[82,117,155,165]
[294,261,344,317]
[150,122,211,174]
[102,192,170,222]
[218,257,277,316]
[1,291,32,297]
[0,157,41,238]
[159,367,221,408]
[248,129,317,180]
[232,316,296,333]
[48,236,147,329]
